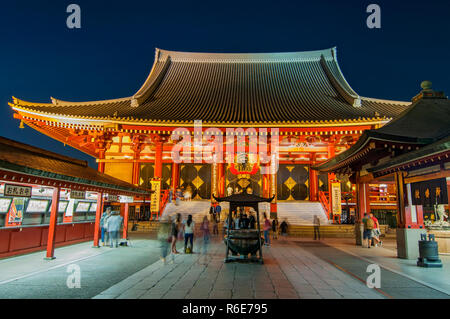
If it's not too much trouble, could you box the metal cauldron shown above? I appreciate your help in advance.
[417,234,442,268]
[224,229,263,255]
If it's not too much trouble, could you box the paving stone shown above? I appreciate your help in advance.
[92,294,118,299]
[117,289,148,299]
[139,292,164,299]
[88,238,448,300]
[315,289,344,299]
[209,289,232,299]
[255,290,277,299]
[276,288,299,299]
[162,289,190,299]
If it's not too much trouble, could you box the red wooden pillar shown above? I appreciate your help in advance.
[327,143,336,194]
[98,150,105,173]
[218,162,224,197]
[269,166,277,214]
[355,179,371,245]
[93,192,104,248]
[132,156,140,186]
[356,182,370,223]
[309,153,318,201]
[171,162,179,192]
[154,140,163,178]
[45,187,60,259]
[123,203,129,239]
[262,163,270,198]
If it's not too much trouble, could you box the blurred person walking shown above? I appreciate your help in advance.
[106,211,123,248]
[215,203,222,223]
[200,215,210,264]
[171,213,182,254]
[100,207,111,246]
[211,212,219,236]
[280,220,288,240]
[272,216,279,239]
[263,213,271,246]
[370,213,382,247]
[249,211,256,229]
[158,216,172,264]
[313,215,321,240]
[362,213,374,248]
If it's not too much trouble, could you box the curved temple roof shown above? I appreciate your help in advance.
[10,47,410,126]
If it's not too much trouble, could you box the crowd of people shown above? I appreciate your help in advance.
[223,208,289,246]
[157,212,212,265]
[99,207,124,248]
[168,186,193,205]
[156,204,290,264]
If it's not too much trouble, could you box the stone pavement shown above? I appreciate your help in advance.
[93,238,387,299]
[0,234,161,298]
[321,238,450,295]
[0,234,448,299]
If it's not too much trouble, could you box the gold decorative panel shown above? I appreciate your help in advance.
[277,165,309,200]
[105,163,133,184]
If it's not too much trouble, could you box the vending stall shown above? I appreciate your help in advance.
[0,137,149,258]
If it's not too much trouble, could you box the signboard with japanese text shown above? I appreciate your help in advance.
[70,190,86,200]
[150,179,161,213]
[331,182,342,215]
[119,196,134,203]
[411,178,448,206]
[107,194,119,202]
[4,184,32,197]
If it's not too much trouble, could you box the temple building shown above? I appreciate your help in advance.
[9,47,411,221]
[314,81,450,257]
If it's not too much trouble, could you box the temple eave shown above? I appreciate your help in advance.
[12,105,391,129]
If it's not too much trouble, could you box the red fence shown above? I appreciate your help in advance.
[0,222,96,258]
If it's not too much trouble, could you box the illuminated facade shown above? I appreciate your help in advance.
[10,47,410,217]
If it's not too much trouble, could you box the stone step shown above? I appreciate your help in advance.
[129,222,391,239]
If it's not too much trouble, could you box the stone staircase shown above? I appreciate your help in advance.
[276,201,330,225]
[129,200,392,239]
[161,200,213,223]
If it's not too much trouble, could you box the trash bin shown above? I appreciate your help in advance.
[417,234,442,268]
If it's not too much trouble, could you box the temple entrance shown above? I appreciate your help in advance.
[179,164,211,199]
[139,163,172,190]
[277,165,309,200]
[225,165,261,196]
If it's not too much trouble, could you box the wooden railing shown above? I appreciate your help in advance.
[318,191,330,220]
[158,189,170,220]
[320,189,397,212]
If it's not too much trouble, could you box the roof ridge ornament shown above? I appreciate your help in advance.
[412,81,447,102]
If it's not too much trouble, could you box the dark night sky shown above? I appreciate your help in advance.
[1,0,449,168]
